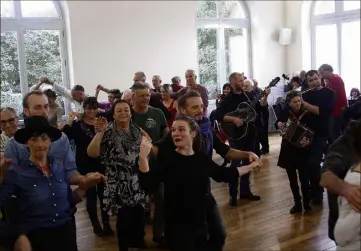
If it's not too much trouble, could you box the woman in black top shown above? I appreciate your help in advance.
[138,115,259,251]
[62,97,114,237]
[276,91,312,214]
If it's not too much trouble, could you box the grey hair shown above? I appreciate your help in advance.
[243,79,254,86]
[131,81,150,92]
[0,107,18,116]
[318,64,334,73]
[171,76,181,84]
[185,69,197,77]
[135,71,146,80]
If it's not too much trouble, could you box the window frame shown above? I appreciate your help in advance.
[196,0,253,98]
[310,0,360,75]
[1,0,71,114]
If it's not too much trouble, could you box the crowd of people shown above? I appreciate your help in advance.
[0,65,360,251]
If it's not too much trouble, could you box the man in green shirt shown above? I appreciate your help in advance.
[131,82,169,247]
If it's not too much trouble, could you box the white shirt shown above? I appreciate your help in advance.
[334,166,361,251]
[0,131,10,154]
[53,83,84,113]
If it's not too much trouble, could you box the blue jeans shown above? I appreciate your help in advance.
[228,138,256,199]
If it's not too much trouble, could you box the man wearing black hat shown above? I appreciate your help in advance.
[0,116,105,251]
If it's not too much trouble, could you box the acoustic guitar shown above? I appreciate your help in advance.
[221,77,280,140]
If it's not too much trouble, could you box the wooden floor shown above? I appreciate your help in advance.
[75,134,336,251]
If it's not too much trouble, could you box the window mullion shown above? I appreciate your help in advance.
[337,21,342,75]
[17,28,28,95]
[335,0,343,14]
[13,1,21,19]
[219,27,226,87]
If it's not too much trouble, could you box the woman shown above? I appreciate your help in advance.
[160,84,177,127]
[216,83,231,108]
[291,76,302,91]
[0,116,104,251]
[276,91,312,214]
[87,100,147,251]
[0,107,18,154]
[333,119,361,251]
[62,97,113,237]
[349,88,360,106]
[138,115,259,251]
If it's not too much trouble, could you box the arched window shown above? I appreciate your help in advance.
[196,1,252,99]
[1,0,69,115]
[311,0,360,94]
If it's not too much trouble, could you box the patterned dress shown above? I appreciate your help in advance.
[100,122,146,216]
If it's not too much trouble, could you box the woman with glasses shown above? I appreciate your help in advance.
[62,97,114,237]
[0,108,19,154]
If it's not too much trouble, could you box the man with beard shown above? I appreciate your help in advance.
[217,72,270,206]
[153,90,261,251]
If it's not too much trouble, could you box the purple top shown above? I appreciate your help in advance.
[98,102,111,112]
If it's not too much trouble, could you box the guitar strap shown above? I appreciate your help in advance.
[243,92,253,104]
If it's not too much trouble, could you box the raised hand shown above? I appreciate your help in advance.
[0,154,12,178]
[67,112,77,125]
[94,117,108,133]
[140,136,152,159]
[39,77,54,85]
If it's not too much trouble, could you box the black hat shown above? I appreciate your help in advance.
[14,116,62,144]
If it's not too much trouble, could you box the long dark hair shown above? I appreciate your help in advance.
[173,115,201,152]
[347,119,361,157]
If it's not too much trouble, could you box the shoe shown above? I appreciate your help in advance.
[93,224,105,237]
[103,224,114,236]
[290,203,303,214]
[303,202,312,213]
[228,198,237,206]
[239,193,261,201]
[153,236,168,249]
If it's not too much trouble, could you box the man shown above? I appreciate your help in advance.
[155,90,261,251]
[171,76,184,92]
[300,70,308,91]
[132,72,170,120]
[152,75,162,93]
[320,119,360,241]
[0,108,18,154]
[133,71,146,83]
[131,82,168,246]
[36,77,86,113]
[171,69,209,115]
[217,72,269,206]
[95,85,122,112]
[318,64,348,143]
[302,70,336,204]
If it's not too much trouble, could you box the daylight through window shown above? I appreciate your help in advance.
[1,0,69,116]
[196,1,251,99]
[311,0,360,95]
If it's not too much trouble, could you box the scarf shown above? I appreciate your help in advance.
[109,121,142,156]
[199,117,213,157]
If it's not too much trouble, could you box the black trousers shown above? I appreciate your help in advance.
[205,195,227,251]
[86,183,109,227]
[166,226,207,251]
[285,168,310,203]
[259,109,270,153]
[308,137,328,201]
[26,221,78,251]
[229,136,256,199]
[116,205,145,251]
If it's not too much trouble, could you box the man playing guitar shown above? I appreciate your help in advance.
[216,72,270,206]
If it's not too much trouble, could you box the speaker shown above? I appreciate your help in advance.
[279,28,292,45]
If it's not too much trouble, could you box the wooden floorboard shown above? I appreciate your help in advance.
[75,134,336,251]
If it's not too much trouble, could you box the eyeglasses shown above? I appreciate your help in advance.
[0,117,16,126]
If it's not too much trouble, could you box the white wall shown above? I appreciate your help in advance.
[65,1,198,99]
[285,1,312,74]
[246,0,285,87]
[63,1,286,97]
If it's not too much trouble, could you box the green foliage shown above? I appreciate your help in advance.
[1,30,64,113]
